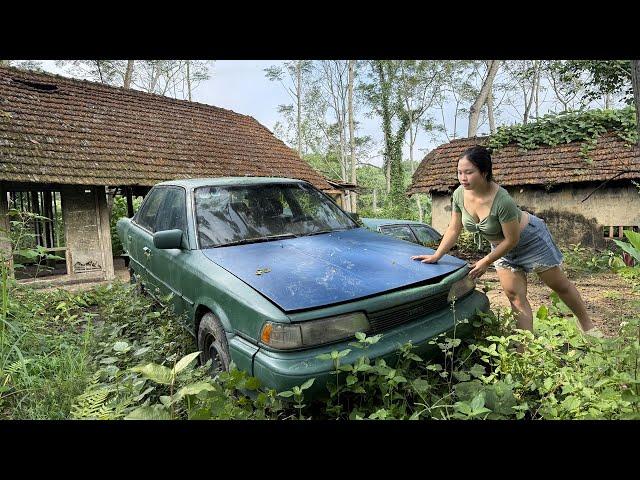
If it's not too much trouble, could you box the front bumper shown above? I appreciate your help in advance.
[245,289,489,395]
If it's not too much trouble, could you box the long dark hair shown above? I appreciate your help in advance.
[460,145,493,182]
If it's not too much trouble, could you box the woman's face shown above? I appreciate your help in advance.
[457,156,487,190]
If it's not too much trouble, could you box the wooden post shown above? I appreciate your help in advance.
[43,191,54,248]
[0,185,13,276]
[95,187,115,280]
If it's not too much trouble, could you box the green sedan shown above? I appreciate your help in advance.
[117,177,489,395]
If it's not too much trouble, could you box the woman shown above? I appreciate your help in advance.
[411,145,601,337]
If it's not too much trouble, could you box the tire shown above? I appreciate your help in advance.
[197,312,231,374]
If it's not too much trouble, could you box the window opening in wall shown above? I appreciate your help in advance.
[603,225,639,239]
[8,190,68,280]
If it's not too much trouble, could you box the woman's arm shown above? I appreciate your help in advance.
[411,211,463,263]
[467,219,520,279]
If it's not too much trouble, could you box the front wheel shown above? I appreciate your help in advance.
[197,312,231,374]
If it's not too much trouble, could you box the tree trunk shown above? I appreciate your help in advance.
[186,60,192,101]
[348,60,357,213]
[487,91,496,134]
[631,60,640,146]
[534,61,540,119]
[523,63,537,124]
[468,60,500,137]
[124,60,134,89]
[296,61,302,157]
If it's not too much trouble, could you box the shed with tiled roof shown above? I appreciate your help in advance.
[409,134,640,248]
[0,66,338,284]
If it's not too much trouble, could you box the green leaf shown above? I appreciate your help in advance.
[278,390,294,398]
[113,341,130,352]
[346,375,358,386]
[125,405,172,420]
[175,381,216,401]
[316,353,332,361]
[244,377,261,391]
[131,363,174,385]
[470,393,486,411]
[613,238,640,262]
[133,346,151,356]
[172,351,201,375]
[469,364,485,379]
[300,378,315,390]
[337,349,351,358]
[355,332,366,341]
[536,305,549,320]
[623,230,640,251]
[453,371,471,382]
[412,379,431,393]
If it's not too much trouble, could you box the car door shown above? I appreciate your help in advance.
[130,186,170,293]
[147,186,189,312]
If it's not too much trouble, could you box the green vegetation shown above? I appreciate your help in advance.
[2,217,639,420]
[487,106,638,158]
[110,196,142,257]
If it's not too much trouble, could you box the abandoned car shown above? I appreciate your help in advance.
[117,177,489,394]
[362,218,442,247]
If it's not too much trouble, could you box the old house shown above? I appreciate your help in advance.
[409,134,640,248]
[0,66,341,285]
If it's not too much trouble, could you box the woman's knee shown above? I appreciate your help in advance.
[503,287,526,304]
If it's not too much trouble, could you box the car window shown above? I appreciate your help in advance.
[154,187,187,233]
[411,225,441,246]
[194,183,357,248]
[136,187,169,232]
[379,225,416,243]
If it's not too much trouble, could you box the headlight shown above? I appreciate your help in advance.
[260,312,369,350]
[448,276,476,302]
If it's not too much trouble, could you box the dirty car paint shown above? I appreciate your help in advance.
[202,227,466,311]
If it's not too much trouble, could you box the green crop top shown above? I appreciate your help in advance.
[451,185,522,249]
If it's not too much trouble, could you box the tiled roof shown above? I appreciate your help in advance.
[0,66,332,190]
[409,133,640,194]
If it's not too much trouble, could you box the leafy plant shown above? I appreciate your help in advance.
[486,106,638,161]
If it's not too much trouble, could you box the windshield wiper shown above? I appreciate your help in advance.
[304,227,352,237]
[213,233,298,248]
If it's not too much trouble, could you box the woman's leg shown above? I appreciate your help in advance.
[496,267,533,331]
[536,266,594,332]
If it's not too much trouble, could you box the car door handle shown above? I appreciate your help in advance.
[143,246,151,258]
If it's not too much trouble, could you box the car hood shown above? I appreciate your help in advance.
[201,227,467,312]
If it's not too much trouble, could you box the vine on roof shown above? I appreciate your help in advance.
[486,106,638,162]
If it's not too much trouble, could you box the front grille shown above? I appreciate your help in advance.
[368,290,450,334]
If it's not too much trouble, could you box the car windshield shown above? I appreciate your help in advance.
[194,183,358,248]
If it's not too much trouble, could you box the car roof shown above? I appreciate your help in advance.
[360,217,433,229]
[154,177,308,189]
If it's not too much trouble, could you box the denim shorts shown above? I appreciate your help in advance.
[490,214,563,274]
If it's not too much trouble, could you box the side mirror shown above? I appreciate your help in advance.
[153,229,183,249]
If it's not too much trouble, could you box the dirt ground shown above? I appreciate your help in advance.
[55,257,639,338]
[478,268,640,337]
